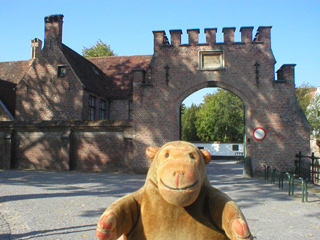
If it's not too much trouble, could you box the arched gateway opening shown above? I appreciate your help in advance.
[176,81,251,163]
[180,87,245,161]
[132,27,310,174]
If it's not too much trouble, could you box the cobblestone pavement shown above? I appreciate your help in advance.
[1,161,320,240]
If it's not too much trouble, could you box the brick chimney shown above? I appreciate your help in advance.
[44,14,64,48]
[31,38,42,59]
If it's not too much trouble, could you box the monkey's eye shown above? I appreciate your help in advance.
[165,153,169,158]
[189,153,195,159]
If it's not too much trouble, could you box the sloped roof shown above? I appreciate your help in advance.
[61,44,112,98]
[0,79,16,117]
[0,45,153,105]
[89,55,152,76]
[0,60,29,118]
[88,55,153,98]
[61,44,152,99]
[0,60,31,84]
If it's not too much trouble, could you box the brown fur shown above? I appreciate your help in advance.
[97,141,252,240]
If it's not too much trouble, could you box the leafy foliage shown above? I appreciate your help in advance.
[181,104,201,141]
[306,92,320,139]
[181,89,244,143]
[296,83,319,139]
[296,82,316,114]
[82,40,116,58]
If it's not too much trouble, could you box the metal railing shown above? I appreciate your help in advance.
[235,152,244,163]
[263,165,308,202]
[295,152,320,185]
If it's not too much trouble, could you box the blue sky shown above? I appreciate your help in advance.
[1,0,319,106]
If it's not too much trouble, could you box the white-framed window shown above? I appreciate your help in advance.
[89,95,96,120]
[198,51,224,70]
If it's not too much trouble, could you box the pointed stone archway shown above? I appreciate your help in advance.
[176,81,248,146]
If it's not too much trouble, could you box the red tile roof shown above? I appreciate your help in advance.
[61,44,112,98]
[0,46,153,115]
[0,60,31,84]
[88,55,152,99]
[61,44,152,99]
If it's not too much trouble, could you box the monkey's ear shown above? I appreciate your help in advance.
[146,146,160,161]
[200,149,211,165]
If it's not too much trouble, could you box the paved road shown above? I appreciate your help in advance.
[1,161,320,240]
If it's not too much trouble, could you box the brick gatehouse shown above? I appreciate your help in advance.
[0,15,310,173]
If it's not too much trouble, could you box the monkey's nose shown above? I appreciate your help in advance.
[173,171,185,176]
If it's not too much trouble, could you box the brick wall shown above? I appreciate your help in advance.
[110,100,130,120]
[132,27,310,173]
[73,131,124,171]
[15,44,84,121]
[14,131,69,170]
[0,121,133,171]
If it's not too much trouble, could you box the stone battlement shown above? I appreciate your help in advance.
[153,26,272,50]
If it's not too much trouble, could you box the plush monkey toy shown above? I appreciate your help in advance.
[96,141,252,240]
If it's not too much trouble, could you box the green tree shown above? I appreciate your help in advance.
[296,82,316,114]
[195,89,244,142]
[82,40,116,58]
[181,104,201,141]
[180,103,186,115]
[306,92,320,140]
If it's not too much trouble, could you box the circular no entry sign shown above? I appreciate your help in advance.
[253,127,267,141]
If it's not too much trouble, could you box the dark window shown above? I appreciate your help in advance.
[99,100,106,120]
[129,100,133,120]
[232,145,239,151]
[89,95,96,120]
[58,65,67,77]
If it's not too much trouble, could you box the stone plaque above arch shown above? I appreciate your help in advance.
[198,51,224,70]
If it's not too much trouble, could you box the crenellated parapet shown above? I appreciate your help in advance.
[204,28,217,45]
[276,64,296,82]
[254,26,272,45]
[222,27,236,43]
[153,26,272,51]
[240,27,254,43]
